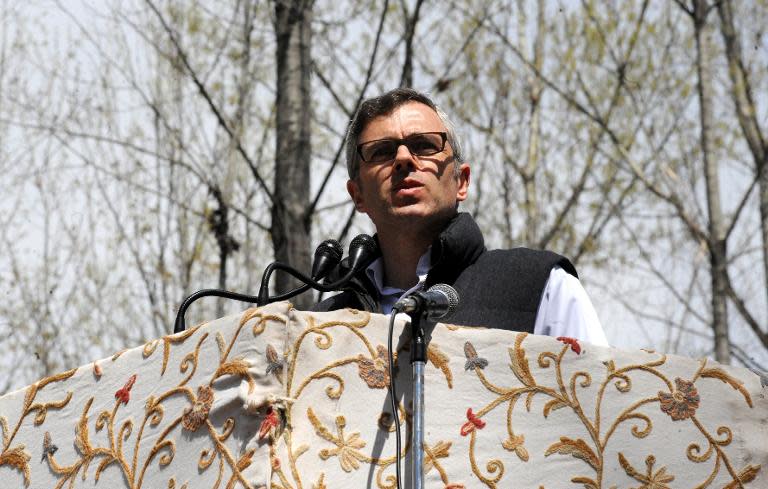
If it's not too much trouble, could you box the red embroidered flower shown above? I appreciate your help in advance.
[182,385,215,431]
[115,374,137,404]
[259,406,280,440]
[557,337,582,355]
[460,408,485,436]
[658,378,700,421]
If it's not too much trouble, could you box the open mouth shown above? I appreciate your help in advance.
[394,179,424,192]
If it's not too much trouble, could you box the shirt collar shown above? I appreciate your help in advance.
[365,247,433,305]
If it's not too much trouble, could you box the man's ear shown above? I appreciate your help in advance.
[347,179,367,213]
[455,163,470,202]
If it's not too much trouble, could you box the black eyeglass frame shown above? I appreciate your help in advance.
[356,131,448,163]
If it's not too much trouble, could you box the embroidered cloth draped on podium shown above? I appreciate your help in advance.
[0,302,765,488]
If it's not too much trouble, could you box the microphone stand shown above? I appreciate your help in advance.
[406,309,428,489]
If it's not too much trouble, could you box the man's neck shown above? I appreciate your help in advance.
[376,218,447,290]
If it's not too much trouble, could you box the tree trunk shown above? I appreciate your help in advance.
[274,0,313,310]
[520,0,545,245]
[693,0,730,363]
[216,1,254,316]
[716,0,768,320]
[399,0,424,88]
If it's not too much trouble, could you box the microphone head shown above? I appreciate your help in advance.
[316,239,343,261]
[311,239,343,279]
[348,234,380,271]
[427,284,460,320]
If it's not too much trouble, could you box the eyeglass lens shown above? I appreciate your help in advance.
[360,132,445,163]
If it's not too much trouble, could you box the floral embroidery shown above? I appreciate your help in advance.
[312,473,327,489]
[428,344,454,388]
[557,337,582,355]
[460,408,485,436]
[619,454,675,489]
[658,378,699,421]
[0,446,31,485]
[4,304,763,489]
[357,345,391,389]
[641,467,674,489]
[377,411,395,431]
[265,344,285,379]
[312,413,367,472]
[41,432,57,462]
[501,433,529,461]
[114,374,136,405]
[463,341,488,371]
[322,431,366,472]
[259,405,285,441]
[182,385,214,431]
[424,440,451,474]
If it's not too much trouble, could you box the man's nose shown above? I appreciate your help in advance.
[393,143,419,171]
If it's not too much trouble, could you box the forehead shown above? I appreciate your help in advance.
[359,101,445,142]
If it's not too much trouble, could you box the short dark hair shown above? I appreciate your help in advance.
[345,88,465,179]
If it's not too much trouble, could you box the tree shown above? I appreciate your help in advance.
[664,0,731,362]
[716,0,768,352]
[273,0,314,309]
[2,0,767,395]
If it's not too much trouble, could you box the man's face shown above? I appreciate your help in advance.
[347,102,470,234]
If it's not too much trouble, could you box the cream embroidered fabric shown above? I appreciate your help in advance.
[0,302,765,488]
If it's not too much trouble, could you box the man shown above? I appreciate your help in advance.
[315,88,607,345]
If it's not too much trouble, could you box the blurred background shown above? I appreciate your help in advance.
[1,0,766,394]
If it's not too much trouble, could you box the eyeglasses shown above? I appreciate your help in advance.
[357,132,448,163]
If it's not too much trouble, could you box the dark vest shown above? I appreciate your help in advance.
[313,213,576,333]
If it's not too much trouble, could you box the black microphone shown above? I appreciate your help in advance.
[258,239,344,305]
[311,239,343,280]
[346,234,380,274]
[393,284,460,320]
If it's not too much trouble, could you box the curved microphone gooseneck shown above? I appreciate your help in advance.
[261,239,343,304]
[257,234,379,306]
[173,288,261,333]
[173,239,348,333]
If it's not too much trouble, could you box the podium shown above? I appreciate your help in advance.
[1,302,765,488]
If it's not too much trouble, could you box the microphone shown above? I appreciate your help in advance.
[311,239,343,280]
[346,234,380,274]
[393,284,460,320]
[258,239,343,305]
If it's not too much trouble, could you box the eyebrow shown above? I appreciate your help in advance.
[361,131,445,142]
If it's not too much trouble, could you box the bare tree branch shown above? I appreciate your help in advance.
[144,0,275,205]
[307,0,390,220]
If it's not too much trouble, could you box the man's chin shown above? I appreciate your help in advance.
[389,205,456,225]
[389,204,431,219]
